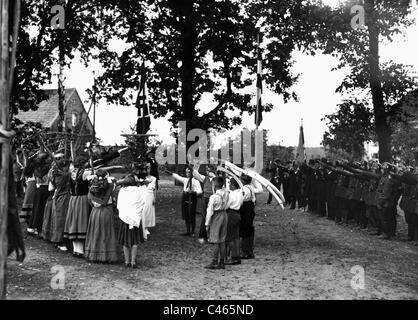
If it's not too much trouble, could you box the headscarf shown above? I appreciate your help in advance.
[89,169,110,198]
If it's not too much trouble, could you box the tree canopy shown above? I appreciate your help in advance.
[305,0,417,161]
[94,0,327,133]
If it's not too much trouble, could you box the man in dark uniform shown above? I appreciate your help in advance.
[322,161,351,224]
[281,161,291,207]
[266,160,282,205]
[315,162,327,217]
[375,163,403,240]
[392,167,418,243]
[307,159,318,214]
[146,147,160,190]
[323,159,338,220]
[340,162,367,228]
[296,164,308,211]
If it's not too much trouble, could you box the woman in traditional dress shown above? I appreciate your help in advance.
[20,159,36,223]
[64,156,92,257]
[27,153,51,236]
[116,174,145,268]
[50,158,72,251]
[41,163,56,242]
[142,162,157,235]
[85,169,118,263]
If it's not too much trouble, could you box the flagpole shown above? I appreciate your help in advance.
[255,33,260,172]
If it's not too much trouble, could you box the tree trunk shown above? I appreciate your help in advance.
[365,0,392,162]
[0,0,10,300]
[179,0,197,146]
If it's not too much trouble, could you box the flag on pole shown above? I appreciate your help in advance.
[296,122,306,164]
[136,62,151,135]
[255,33,263,127]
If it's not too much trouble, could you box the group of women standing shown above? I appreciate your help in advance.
[21,152,157,266]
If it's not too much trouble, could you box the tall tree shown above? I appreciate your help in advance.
[322,99,374,160]
[296,0,417,162]
[95,0,318,137]
[11,0,113,116]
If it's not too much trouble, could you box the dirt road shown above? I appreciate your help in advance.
[6,179,418,300]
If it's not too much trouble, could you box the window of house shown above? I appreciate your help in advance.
[72,113,79,127]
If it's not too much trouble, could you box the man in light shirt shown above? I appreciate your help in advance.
[204,177,229,270]
[172,166,203,237]
[225,179,245,265]
[240,174,263,259]
[193,164,216,243]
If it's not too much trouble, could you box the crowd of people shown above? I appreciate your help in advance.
[167,163,264,269]
[16,146,266,270]
[266,158,418,245]
[17,147,158,268]
[12,146,418,272]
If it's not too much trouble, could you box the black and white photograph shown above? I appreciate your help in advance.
[0,0,418,306]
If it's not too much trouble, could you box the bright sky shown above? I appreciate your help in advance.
[42,6,418,148]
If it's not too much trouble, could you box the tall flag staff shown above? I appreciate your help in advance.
[136,61,151,136]
[255,33,263,128]
[121,60,158,162]
[296,118,306,164]
[254,32,263,173]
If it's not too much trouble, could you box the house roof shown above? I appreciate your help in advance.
[16,88,77,127]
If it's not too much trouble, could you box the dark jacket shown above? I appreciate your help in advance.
[376,175,402,208]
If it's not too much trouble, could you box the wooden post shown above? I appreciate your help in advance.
[0,0,10,300]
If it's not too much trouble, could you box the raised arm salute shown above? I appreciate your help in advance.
[171,166,202,237]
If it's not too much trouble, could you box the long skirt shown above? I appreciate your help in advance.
[240,200,255,238]
[50,193,71,243]
[29,185,49,232]
[41,193,54,241]
[118,220,144,247]
[64,195,91,240]
[226,209,241,242]
[20,179,36,222]
[142,191,155,228]
[208,211,228,244]
[85,205,118,262]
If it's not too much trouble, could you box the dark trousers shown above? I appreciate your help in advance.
[181,192,197,234]
[289,195,297,209]
[347,199,357,223]
[240,201,255,256]
[404,211,416,240]
[308,197,317,213]
[316,198,326,216]
[267,181,281,204]
[335,197,348,223]
[297,193,307,209]
[366,205,378,229]
[358,201,367,228]
[327,202,336,219]
[198,197,210,240]
[379,206,397,238]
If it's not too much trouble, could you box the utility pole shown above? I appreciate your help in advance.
[0,0,10,300]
